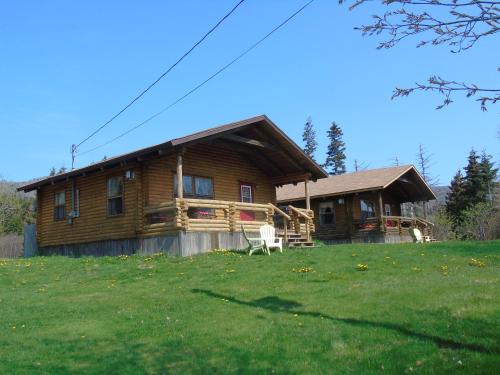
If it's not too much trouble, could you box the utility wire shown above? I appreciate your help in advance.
[74,0,246,151]
[77,0,316,158]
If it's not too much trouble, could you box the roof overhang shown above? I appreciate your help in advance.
[18,115,327,192]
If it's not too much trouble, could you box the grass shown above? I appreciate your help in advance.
[0,241,499,374]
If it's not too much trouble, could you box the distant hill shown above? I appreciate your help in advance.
[432,186,450,205]
[0,179,39,198]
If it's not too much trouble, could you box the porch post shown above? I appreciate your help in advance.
[378,190,385,232]
[304,177,310,211]
[177,154,183,199]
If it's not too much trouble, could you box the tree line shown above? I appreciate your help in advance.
[444,150,498,239]
[0,181,35,235]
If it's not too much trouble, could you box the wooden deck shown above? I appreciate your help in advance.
[142,198,315,242]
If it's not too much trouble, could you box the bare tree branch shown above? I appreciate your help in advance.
[341,0,499,52]
[392,75,500,110]
[340,0,499,110]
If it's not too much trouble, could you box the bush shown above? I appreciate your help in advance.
[458,202,500,240]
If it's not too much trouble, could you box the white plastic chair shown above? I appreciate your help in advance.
[411,228,430,243]
[260,224,283,253]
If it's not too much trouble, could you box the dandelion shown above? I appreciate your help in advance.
[351,253,357,257]
[440,265,449,276]
[469,258,486,268]
[356,264,368,271]
[225,269,236,273]
[411,267,421,272]
[292,267,314,273]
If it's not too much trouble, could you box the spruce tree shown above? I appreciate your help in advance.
[478,151,498,201]
[463,149,484,206]
[446,170,466,230]
[302,116,318,161]
[324,122,346,175]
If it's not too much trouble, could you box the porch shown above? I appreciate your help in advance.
[354,215,434,238]
[142,198,315,246]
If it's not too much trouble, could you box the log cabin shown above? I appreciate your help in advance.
[18,115,327,256]
[276,165,437,243]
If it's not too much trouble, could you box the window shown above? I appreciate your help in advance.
[54,191,65,220]
[69,183,80,218]
[240,184,253,203]
[360,200,376,221]
[173,174,213,198]
[107,176,123,216]
[319,201,335,225]
[384,203,392,216]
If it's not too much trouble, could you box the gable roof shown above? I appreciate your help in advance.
[276,165,437,202]
[18,115,327,192]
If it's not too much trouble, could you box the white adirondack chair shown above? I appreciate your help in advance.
[410,228,430,243]
[260,224,283,253]
[242,226,269,256]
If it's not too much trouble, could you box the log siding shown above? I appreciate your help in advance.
[37,143,277,248]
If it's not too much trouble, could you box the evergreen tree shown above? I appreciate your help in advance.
[445,170,466,230]
[49,167,56,177]
[463,149,485,206]
[324,122,346,175]
[478,151,498,201]
[302,116,318,161]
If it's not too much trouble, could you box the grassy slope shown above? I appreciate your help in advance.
[0,241,499,374]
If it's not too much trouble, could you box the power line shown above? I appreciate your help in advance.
[77,0,316,158]
[74,0,246,152]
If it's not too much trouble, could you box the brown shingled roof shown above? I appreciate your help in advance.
[277,165,436,202]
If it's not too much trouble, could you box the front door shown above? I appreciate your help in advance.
[240,183,255,221]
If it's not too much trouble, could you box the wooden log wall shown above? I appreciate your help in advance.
[37,164,141,247]
[37,142,279,247]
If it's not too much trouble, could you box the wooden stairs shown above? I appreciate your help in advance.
[277,232,315,248]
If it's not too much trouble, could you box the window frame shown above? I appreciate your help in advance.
[173,174,214,199]
[319,201,336,226]
[107,176,124,217]
[240,183,254,204]
[71,185,80,218]
[360,199,376,221]
[54,190,66,221]
[384,203,392,216]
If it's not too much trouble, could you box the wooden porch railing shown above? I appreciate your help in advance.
[382,215,434,237]
[288,205,315,242]
[142,199,314,238]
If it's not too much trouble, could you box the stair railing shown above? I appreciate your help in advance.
[288,205,314,242]
[269,203,291,241]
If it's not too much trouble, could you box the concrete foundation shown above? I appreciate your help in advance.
[38,231,257,257]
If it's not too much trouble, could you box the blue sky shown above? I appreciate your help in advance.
[0,0,498,184]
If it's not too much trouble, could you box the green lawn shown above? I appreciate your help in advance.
[1,241,499,374]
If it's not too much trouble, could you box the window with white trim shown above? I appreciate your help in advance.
[384,203,392,216]
[240,184,253,203]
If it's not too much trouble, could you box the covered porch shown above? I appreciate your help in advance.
[276,165,437,244]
